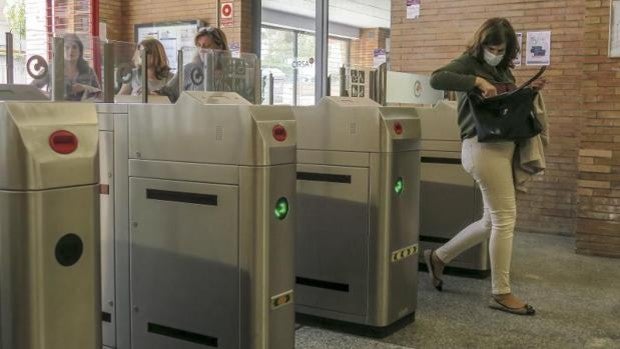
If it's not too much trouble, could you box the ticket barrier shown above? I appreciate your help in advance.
[293,97,421,334]
[416,101,489,277]
[0,100,101,349]
[99,91,296,349]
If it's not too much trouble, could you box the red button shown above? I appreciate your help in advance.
[49,130,78,154]
[272,125,287,142]
[394,122,403,135]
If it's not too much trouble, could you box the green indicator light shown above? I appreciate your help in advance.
[274,197,289,220]
[394,177,404,195]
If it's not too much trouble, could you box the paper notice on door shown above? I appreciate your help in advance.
[407,0,421,20]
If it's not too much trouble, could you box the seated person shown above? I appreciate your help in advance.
[117,38,174,96]
[32,34,100,101]
[159,26,229,102]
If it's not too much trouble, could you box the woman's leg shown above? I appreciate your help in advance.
[431,138,519,298]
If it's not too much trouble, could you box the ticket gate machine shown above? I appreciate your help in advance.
[98,91,296,349]
[0,99,101,349]
[293,97,421,333]
[417,101,489,276]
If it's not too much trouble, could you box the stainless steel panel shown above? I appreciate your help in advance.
[129,92,295,167]
[112,114,131,349]
[416,101,459,141]
[97,103,129,114]
[367,151,419,327]
[296,164,370,317]
[0,84,48,100]
[99,113,114,131]
[369,151,420,327]
[0,185,101,349]
[295,97,420,154]
[100,131,116,348]
[420,140,462,153]
[420,162,477,239]
[239,165,296,349]
[0,102,99,190]
[129,160,239,185]
[295,100,382,153]
[297,150,370,168]
[129,177,239,349]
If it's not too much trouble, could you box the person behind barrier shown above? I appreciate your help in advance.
[159,26,229,102]
[32,34,101,101]
[426,17,547,316]
[118,38,174,96]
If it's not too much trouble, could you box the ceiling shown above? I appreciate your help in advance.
[262,0,391,29]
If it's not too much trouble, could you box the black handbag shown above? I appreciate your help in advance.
[467,67,546,143]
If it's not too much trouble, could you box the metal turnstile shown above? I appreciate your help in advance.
[0,101,101,349]
[293,97,421,333]
[112,91,296,349]
[416,101,489,276]
[98,95,172,349]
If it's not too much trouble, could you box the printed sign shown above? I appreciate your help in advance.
[407,0,421,20]
[221,2,234,28]
[373,48,387,68]
[526,31,551,66]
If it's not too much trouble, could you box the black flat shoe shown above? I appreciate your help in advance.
[489,298,536,316]
[423,249,443,291]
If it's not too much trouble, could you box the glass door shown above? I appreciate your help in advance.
[261,0,316,105]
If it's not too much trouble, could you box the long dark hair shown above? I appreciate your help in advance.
[138,38,172,80]
[465,18,519,69]
[64,34,91,75]
[194,27,229,51]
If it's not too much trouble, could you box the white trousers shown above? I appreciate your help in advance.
[435,137,517,295]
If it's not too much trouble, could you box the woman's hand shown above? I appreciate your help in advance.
[531,78,547,91]
[475,77,497,97]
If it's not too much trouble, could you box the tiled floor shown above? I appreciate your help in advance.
[296,232,620,349]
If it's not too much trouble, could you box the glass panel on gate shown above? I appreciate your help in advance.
[30,32,104,102]
[163,47,259,104]
[203,49,259,104]
[106,40,139,98]
[0,30,53,101]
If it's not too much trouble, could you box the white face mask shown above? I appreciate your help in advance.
[483,49,504,67]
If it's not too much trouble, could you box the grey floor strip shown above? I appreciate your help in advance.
[295,327,414,349]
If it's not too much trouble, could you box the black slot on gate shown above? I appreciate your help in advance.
[148,323,218,347]
[296,172,352,184]
[296,276,350,292]
[421,157,462,165]
[146,189,218,206]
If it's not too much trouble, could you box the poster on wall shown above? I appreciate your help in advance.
[373,48,387,68]
[513,32,523,67]
[610,0,620,57]
[526,31,551,66]
[135,20,204,73]
[407,0,421,20]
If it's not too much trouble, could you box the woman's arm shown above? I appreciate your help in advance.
[430,58,477,92]
[117,83,132,96]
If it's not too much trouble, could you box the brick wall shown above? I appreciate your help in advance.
[99,0,254,51]
[351,28,390,69]
[576,0,620,258]
[391,0,619,257]
[99,0,123,41]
